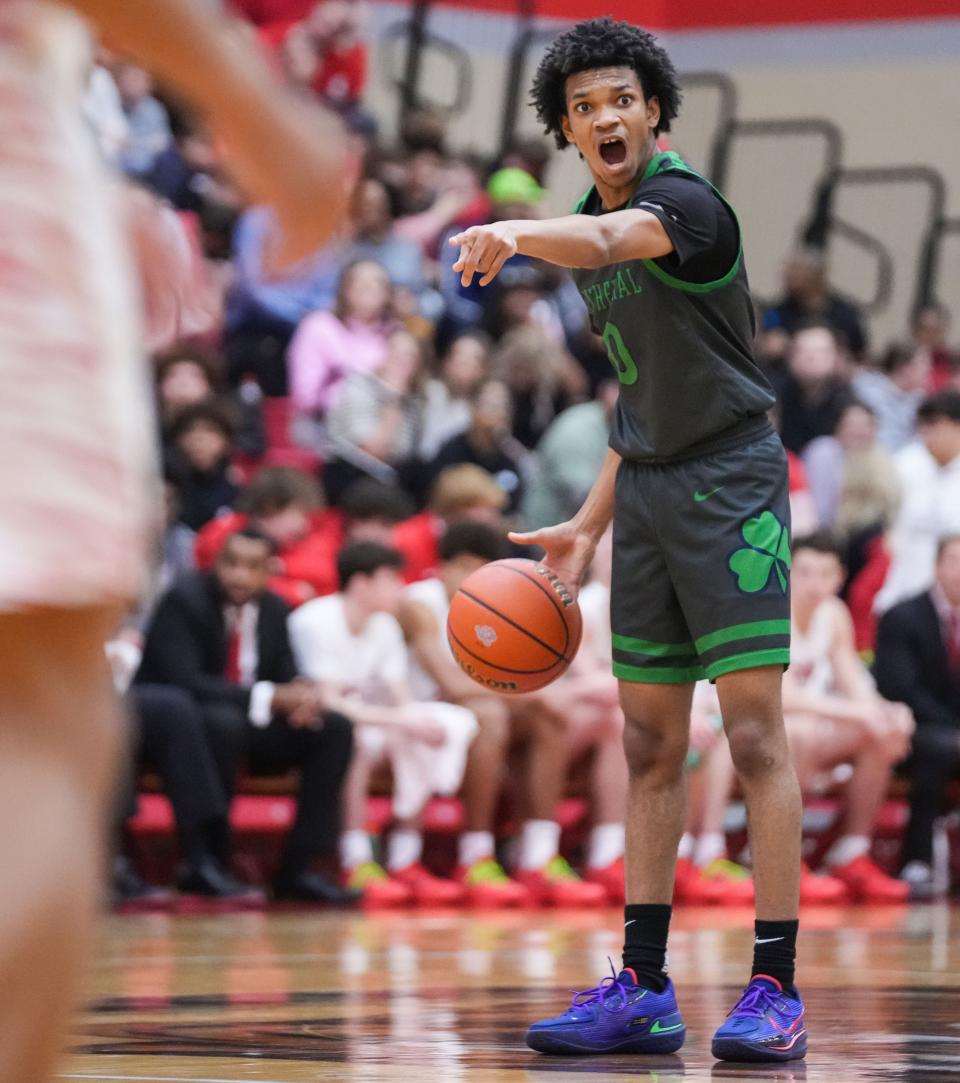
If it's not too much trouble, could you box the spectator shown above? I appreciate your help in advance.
[911,303,958,392]
[836,450,902,653]
[876,391,960,613]
[428,379,526,513]
[288,259,395,441]
[345,177,433,313]
[783,534,913,902]
[136,528,358,904]
[195,467,343,606]
[340,477,416,545]
[763,246,867,359]
[786,447,818,537]
[119,684,258,902]
[523,378,617,529]
[289,542,478,906]
[420,331,492,460]
[493,325,587,449]
[324,328,427,502]
[226,206,345,392]
[166,401,239,530]
[281,0,368,111]
[399,523,605,906]
[852,343,930,451]
[114,62,172,179]
[83,56,128,165]
[875,534,960,898]
[802,401,887,527]
[147,113,241,226]
[156,344,265,459]
[392,463,508,582]
[771,322,854,454]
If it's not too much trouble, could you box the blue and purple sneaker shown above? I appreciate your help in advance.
[712,975,807,1062]
[525,963,686,1055]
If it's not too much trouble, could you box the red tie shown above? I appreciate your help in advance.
[948,612,960,678]
[224,609,242,684]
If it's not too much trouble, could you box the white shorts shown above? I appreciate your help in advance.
[357,702,479,821]
[0,3,155,611]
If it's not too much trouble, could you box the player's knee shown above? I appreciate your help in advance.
[725,718,787,781]
[622,716,686,783]
[472,697,510,746]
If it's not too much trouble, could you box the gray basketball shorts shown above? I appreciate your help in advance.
[610,431,791,684]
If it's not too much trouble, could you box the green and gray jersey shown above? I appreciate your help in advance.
[572,150,775,462]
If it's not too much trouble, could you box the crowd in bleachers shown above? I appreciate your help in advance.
[94,0,960,909]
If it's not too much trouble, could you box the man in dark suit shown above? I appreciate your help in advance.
[136,526,358,904]
[875,533,960,898]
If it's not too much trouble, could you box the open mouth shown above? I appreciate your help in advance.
[598,137,627,166]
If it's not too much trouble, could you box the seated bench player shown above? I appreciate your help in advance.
[783,533,914,902]
[289,542,479,906]
[398,522,607,906]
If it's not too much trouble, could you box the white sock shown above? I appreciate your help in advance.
[824,834,870,869]
[340,829,374,870]
[387,829,423,872]
[458,830,496,868]
[694,832,727,868]
[518,819,562,870]
[587,822,626,868]
[677,832,695,861]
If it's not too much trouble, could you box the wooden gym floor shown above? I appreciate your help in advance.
[65,903,960,1083]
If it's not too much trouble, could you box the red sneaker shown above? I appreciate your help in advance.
[674,857,726,905]
[829,854,910,903]
[585,857,626,903]
[799,862,849,905]
[391,863,466,906]
[700,858,756,906]
[454,859,531,907]
[344,862,412,908]
[515,856,609,907]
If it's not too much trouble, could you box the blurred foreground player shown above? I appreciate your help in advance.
[451,18,806,1062]
[0,1,345,1079]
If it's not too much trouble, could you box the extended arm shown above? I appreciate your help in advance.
[450,211,672,287]
[63,0,346,267]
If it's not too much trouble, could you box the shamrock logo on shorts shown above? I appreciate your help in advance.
[728,510,791,593]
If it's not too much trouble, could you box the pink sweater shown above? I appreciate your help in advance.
[288,310,389,416]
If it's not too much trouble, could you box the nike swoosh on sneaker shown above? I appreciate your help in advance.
[650,1020,685,1033]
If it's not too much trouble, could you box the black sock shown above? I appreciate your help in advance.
[751,919,799,995]
[622,904,672,992]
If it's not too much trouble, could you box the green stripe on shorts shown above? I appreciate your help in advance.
[612,633,697,658]
[613,660,706,684]
[704,647,791,681]
[694,620,791,654]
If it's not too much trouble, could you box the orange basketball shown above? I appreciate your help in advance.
[446,558,582,694]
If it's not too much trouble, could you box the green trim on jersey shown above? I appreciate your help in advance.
[572,150,743,294]
[639,151,742,293]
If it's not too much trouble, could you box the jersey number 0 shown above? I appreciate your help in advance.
[602,321,639,385]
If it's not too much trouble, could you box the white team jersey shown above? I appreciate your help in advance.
[0,2,154,609]
[404,576,452,702]
[790,599,835,697]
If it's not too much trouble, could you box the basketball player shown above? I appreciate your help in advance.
[0,2,344,1079]
[450,17,806,1062]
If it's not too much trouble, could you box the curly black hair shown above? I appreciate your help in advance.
[530,18,682,150]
